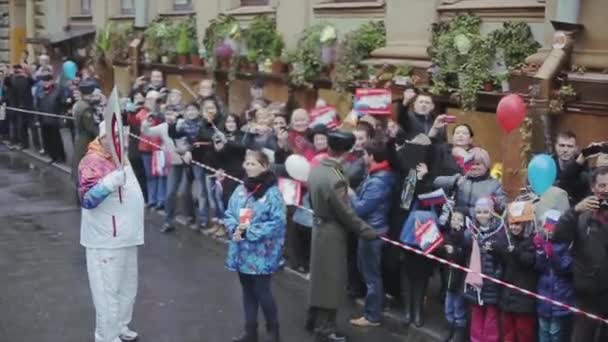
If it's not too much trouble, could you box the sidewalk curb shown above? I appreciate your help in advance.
[17,148,443,342]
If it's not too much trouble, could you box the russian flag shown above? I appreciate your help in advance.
[543,217,559,232]
[418,189,448,207]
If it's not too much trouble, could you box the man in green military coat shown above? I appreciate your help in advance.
[71,80,101,192]
[306,130,379,342]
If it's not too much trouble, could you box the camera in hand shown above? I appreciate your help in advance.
[600,199,608,210]
[581,143,608,157]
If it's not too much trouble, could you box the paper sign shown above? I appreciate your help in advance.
[239,208,253,226]
[354,88,392,116]
[278,178,302,206]
[309,106,338,129]
[414,219,444,255]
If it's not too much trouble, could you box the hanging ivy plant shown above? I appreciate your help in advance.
[288,23,337,88]
[333,21,386,93]
[243,15,284,65]
[203,14,242,76]
[144,18,179,62]
[429,15,540,111]
[489,22,541,69]
[428,14,495,111]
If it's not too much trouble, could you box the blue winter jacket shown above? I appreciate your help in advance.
[535,241,575,318]
[351,168,396,234]
[224,185,286,275]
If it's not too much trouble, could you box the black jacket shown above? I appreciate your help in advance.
[443,228,468,292]
[553,209,608,296]
[35,84,65,125]
[494,234,538,313]
[396,101,446,142]
[555,156,590,206]
[5,74,34,109]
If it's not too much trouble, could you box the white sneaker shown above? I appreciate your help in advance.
[119,327,139,341]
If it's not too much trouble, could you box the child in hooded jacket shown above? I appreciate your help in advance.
[534,210,574,342]
[493,201,538,342]
[442,207,470,342]
[465,197,507,342]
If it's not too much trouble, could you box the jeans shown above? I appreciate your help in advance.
[164,164,194,225]
[192,166,209,225]
[445,291,467,328]
[141,152,167,208]
[206,175,224,221]
[238,273,278,327]
[539,316,571,342]
[357,238,384,323]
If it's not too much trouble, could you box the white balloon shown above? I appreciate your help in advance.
[285,155,311,182]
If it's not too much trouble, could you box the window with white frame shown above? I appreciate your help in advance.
[121,0,134,15]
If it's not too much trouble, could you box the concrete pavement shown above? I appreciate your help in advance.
[0,146,440,342]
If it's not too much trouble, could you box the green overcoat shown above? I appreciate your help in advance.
[307,157,377,309]
[71,100,98,183]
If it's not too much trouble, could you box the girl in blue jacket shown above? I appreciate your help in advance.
[534,210,574,342]
[225,150,286,342]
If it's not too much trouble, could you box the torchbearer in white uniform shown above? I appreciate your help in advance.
[78,87,144,342]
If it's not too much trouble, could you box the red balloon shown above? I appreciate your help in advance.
[496,94,527,133]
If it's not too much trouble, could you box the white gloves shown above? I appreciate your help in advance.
[101,169,127,192]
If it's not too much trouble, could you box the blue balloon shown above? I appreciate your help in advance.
[527,154,557,196]
[62,61,77,80]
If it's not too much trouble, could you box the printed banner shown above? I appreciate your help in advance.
[353,88,392,116]
[309,106,338,129]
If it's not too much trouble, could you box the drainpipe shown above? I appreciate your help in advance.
[134,0,149,29]
[533,0,583,151]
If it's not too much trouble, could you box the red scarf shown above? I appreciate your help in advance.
[369,160,391,174]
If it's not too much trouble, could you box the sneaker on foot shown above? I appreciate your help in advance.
[160,223,175,233]
[201,225,219,235]
[119,327,139,341]
[350,316,381,327]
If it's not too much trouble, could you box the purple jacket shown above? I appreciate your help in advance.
[535,240,575,318]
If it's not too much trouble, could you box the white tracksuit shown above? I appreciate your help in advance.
[79,153,144,342]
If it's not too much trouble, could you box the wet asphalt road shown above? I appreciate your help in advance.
[0,147,438,342]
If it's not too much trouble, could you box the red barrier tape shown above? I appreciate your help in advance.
[8,105,608,325]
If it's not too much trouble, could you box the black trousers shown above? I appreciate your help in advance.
[307,306,338,335]
[41,123,65,162]
[238,273,278,328]
[570,293,608,342]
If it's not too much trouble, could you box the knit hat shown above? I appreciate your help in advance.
[475,197,494,211]
[468,147,491,168]
[508,201,536,224]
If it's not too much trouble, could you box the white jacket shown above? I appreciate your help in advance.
[80,165,145,249]
[141,121,186,166]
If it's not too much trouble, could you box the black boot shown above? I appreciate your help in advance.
[399,263,413,326]
[412,277,428,328]
[305,307,317,332]
[233,323,258,342]
[443,324,454,342]
[266,322,280,342]
[450,327,466,342]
